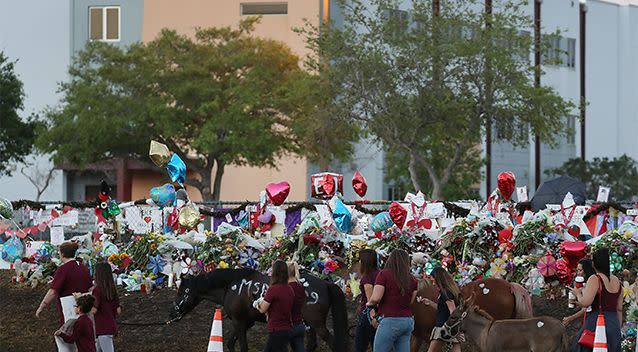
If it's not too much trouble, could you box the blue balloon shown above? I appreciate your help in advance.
[166,153,186,185]
[332,199,351,233]
[150,183,176,208]
[370,212,393,232]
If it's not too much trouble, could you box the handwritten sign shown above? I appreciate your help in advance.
[596,186,610,203]
[50,226,65,245]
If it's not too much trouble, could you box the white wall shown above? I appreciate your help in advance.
[0,0,70,201]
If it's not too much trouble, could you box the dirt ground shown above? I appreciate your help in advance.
[0,271,580,352]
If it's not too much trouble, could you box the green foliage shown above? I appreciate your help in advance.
[38,18,351,200]
[0,52,39,176]
[545,155,638,201]
[299,0,575,199]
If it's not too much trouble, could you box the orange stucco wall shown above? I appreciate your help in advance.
[140,0,321,201]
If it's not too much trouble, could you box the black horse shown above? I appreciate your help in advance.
[170,268,347,352]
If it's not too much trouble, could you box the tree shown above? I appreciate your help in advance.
[0,52,39,176]
[38,18,352,200]
[545,155,638,201]
[20,156,56,201]
[300,0,574,199]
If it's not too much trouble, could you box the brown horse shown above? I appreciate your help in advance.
[445,297,568,352]
[409,278,533,352]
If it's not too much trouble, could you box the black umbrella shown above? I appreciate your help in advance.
[531,175,586,211]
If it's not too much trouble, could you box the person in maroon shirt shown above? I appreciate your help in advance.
[36,242,93,326]
[367,249,418,352]
[92,262,121,352]
[256,260,294,352]
[355,249,379,352]
[55,294,96,352]
[287,262,305,352]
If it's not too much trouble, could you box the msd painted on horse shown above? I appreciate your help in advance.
[170,268,347,352]
[410,277,533,352]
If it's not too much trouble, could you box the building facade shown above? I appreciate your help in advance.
[1,0,637,202]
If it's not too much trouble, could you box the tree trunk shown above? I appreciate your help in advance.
[211,160,225,201]
[408,152,422,192]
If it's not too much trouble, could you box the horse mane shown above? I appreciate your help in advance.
[196,268,257,290]
[472,305,495,321]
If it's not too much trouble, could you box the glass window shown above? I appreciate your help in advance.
[89,7,120,42]
[241,3,288,15]
[89,8,103,40]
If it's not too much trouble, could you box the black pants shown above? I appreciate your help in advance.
[354,311,375,352]
[264,330,291,352]
[290,323,305,352]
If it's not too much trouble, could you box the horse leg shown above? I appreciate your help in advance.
[314,325,334,351]
[226,326,237,352]
[410,335,424,352]
[306,326,318,352]
[236,326,249,352]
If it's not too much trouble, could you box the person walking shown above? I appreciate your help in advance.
[256,260,295,352]
[36,242,93,324]
[54,295,96,352]
[92,262,121,352]
[366,249,418,352]
[355,249,379,352]
[420,267,463,352]
[570,248,623,352]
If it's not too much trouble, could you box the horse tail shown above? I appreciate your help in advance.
[327,282,348,352]
[510,282,533,318]
[562,328,570,352]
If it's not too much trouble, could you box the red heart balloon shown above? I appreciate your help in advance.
[51,209,60,218]
[352,171,367,198]
[388,202,407,229]
[420,219,432,229]
[567,225,581,238]
[497,171,516,201]
[265,181,291,206]
[322,175,335,197]
[144,216,152,223]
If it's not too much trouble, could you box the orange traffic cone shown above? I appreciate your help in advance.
[207,308,223,352]
[592,314,607,352]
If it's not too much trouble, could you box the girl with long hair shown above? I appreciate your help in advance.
[421,267,462,352]
[256,260,295,352]
[92,262,121,352]
[563,259,595,327]
[366,249,418,352]
[287,261,305,352]
[355,248,379,352]
[570,248,622,352]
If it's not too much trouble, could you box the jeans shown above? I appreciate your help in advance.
[96,335,114,352]
[354,311,375,352]
[289,323,305,352]
[264,330,291,352]
[373,317,414,352]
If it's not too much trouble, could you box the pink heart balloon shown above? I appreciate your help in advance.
[265,181,290,206]
[16,229,27,239]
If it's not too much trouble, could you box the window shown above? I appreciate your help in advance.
[89,7,120,41]
[241,3,287,15]
[544,35,576,68]
[567,115,576,145]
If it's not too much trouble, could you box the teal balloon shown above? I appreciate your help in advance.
[2,235,23,262]
[371,212,393,232]
[332,199,351,233]
[150,183,176,208]
[166,154,186,185]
